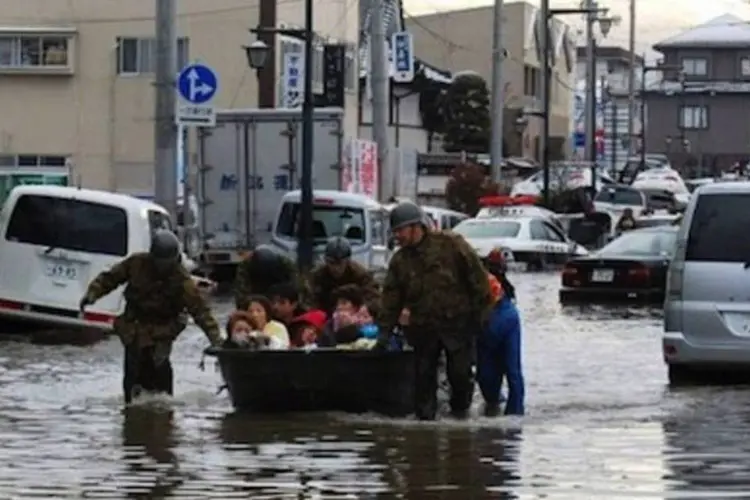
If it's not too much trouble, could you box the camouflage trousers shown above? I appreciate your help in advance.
[123,344,174,404]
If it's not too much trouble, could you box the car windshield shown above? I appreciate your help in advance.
[594,187,644,205]
[452,220,521,238]
[600,230,677,256]
[275,202,367,243]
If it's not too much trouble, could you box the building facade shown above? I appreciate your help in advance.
[646,14,750,174]
[405,2,577,160]
[0,0,359,194]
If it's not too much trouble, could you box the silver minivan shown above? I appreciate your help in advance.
[663,182,750,384]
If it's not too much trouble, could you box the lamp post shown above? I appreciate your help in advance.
[639,63,683,174]
[539,6,619,207]
[243,13,315,273]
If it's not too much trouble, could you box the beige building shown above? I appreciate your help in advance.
[0,0,359,194]
[406,2,577,159]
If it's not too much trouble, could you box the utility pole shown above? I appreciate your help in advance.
[154,0,178,222]
[370,0,389,201]
[584,0,598,186]
[490,0,505,183]
[299,0,315,272]
[540,0,550,206]
[627,0,636,157]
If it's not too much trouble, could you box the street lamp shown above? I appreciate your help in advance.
[538,5,616,206]
[244,13,315,273]
[639,62,683,172]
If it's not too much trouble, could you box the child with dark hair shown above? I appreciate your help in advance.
[331,284,379,349]
[268,282,307,326]
[224,310,271,350]
[245,294,290,349]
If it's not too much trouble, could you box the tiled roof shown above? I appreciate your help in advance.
[358,0,451,84]
[653,14,750,50]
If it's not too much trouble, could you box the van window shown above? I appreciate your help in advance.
[276,202,367,243]
[685,194,750,262]
[594,187,644,206]
[370,210,386,245]
[5,194,128,256]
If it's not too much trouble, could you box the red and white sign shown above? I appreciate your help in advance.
[341,138,379,199]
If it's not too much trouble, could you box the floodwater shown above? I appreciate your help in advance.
[0,273,748,499]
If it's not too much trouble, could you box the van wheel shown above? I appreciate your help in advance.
[528,254,545,271]
[668,364,701,387]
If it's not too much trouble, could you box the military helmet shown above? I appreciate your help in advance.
[325,236,352,262]
[389,201,424,232]
[149,229,180,261]
[251,244,281,266]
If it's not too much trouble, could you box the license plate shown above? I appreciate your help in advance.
[45,262,78,281]
[591,269,614,282]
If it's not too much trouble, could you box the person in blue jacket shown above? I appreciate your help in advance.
[476,282,525,417]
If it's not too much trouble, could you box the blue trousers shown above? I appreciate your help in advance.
[476,315,525,415]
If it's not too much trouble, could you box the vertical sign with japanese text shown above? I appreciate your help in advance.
[282,53,304,108]
[323,44,346,108]
[391,31,414,83]
[356,139,378,199]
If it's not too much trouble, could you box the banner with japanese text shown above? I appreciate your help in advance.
[341,138,378,200]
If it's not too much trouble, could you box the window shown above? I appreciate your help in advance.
[275,202,367,243]
[542,222,566,242]
[5,195,128,256]
[0,154,67,167]
[117,37,189,74]
[369,210,386,245]
[686,194,750,262]
[523,65,540,97]
[741,57,750,77]
[594,186,645,206]
[681,58,707,76]
[452,220,521,239]
[529,220,549,241]
[601,229,677,256]
[0,35,70,68]
[679,106,708,130]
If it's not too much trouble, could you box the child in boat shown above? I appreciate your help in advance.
[245,295,290,349]
[224,310,271,350]
[331,284,379,350]
[288,309,327,349]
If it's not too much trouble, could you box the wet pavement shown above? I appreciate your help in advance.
[0,272,748,498]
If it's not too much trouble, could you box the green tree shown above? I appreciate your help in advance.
[444,161,498,216]
[442,72,491,154]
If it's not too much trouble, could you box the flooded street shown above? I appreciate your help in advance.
[0,272,748,498]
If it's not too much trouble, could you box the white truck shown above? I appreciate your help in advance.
[197,108,344,281]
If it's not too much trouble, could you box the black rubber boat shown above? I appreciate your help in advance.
[204,347,415,417]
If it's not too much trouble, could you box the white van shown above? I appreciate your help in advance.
[0,185,173,331]
[270,190,390,271]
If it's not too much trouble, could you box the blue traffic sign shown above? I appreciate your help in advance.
[574,131,585,147]
[177,64,218,104]
[391,31,414,83]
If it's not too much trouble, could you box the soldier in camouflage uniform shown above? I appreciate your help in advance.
[234,245,299,310]
[310,236,379,315]
[378,202,491,420]
[79,230,222,404]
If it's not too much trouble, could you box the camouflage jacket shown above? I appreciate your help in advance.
[311,260,380,314]
[83,253,222,347]
[380,231,492,339]
[234,254,300,310]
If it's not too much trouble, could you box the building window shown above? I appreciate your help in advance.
[116,37,189,74]
[0,154,68,167]
[0,36,70,68]
[523,65,540,97]
[679,105,708,129]
[681,58,707,76]
[740,57,750,77]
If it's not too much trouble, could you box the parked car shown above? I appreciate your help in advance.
[560,225,678,305]
[663,182,750,385]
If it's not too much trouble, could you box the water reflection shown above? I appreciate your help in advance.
[218,413,522,498]
[120,406,180,498]
[662,388,750,498]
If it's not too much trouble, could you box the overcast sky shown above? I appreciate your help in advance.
[403,0,750,58]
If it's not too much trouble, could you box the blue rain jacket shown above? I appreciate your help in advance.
[476,296,525,415]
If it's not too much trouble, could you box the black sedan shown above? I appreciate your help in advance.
[559,226,678,305]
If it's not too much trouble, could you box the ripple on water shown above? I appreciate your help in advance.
[0,273,750,497]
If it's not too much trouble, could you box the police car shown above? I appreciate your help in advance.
[452,216,588,271]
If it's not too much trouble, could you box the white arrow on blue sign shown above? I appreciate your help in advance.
[176,63,218,127]
[391,31,414,83]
